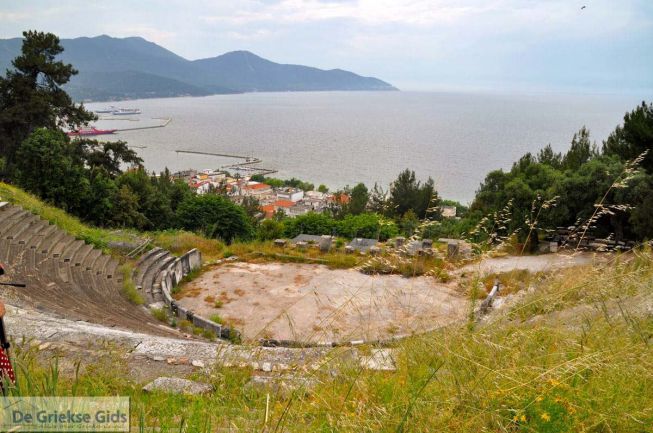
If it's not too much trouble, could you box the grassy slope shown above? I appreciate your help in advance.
[9,249,653,432]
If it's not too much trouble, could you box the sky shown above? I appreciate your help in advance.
[1,0,652,93]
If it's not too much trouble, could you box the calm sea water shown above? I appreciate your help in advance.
[87,91,648,203]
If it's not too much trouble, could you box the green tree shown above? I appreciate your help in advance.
[14,128,90,213]
[389,169,439,219]
[77,139,142,178]
[258,219,284,240]
[603,102,653,173]
[562,127,597,170]
[347,183,369,215]
[283,212,335,238]
[317,184,329,193]
[0,31,94,176]
[337,213,398,240]
[176,194,253,243]
[111,184,147,228]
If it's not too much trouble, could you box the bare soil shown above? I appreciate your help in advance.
[177,262,468,343]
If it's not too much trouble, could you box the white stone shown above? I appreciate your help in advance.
[143,377,213,395]
[191,360,205,368]
[360,349,397,371]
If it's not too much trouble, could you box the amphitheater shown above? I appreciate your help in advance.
[0,200,599,375]
[0,201,353,372]
[0,201,180,335]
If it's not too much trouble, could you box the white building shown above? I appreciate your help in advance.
[276,187,304,203]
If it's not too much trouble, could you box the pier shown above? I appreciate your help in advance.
[175,149,278,176]
[115,117,172,132]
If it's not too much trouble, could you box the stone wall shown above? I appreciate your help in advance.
[158,248,240,342]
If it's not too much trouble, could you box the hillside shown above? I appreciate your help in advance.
[0,35,397,100]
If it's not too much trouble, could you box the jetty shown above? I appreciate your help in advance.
[175,149,277,176]
[115,117,172,132]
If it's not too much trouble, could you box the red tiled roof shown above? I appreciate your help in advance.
[245,183,271,190]
[273,200,295,208]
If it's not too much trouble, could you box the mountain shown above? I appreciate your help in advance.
[0,35,397,101]
[192,50,396,92]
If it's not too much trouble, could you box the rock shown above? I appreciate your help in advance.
[246,375,317,397]
[38,342,51,351]
[165,357,190,365]
[360,349,397,371]
[261,362,272,372]
[191,360,205,368]
[143,377,213,395]
[151,356,165,362]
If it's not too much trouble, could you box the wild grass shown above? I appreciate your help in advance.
[120,263,144,305]
[6,250,652,432]
[150,230,225,261]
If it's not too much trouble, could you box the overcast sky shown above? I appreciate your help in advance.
[1,0,652,93]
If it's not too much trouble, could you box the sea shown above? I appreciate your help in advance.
[86,91,650,204]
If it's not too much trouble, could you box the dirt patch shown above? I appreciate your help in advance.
[177,262,467,343]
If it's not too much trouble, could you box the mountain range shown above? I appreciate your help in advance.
[0,35,397,101]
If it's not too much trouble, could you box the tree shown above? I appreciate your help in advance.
[77,139,142,178]
[537,144,562,168]
[258,219,284,240]
[283,212,335,238]
[603,102,653,173]
[388,169,439,219]
[14,128,90,213]
[111,184,147,228]
[562,127,596,170]
[368,182,389,215]
[318,184,329,193]
[347,183,369,215]
[176,194,253,243]
[0,31,94,176]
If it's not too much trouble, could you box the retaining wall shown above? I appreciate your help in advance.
[157,248,240,342]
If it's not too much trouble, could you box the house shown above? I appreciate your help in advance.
[260,199,295,218]
[241,181,273,197]
[276,187,304,203]
[190,180,212,195]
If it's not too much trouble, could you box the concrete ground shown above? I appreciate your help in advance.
[177,262,468,343]
[459,251,606,275]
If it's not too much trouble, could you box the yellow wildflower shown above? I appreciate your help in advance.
[540,412,551,422]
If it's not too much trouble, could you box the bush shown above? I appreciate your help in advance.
[150,307,168,323]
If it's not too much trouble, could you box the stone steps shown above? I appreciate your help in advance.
[134,249,169,288]
[144,255,177,299]
[0,203,173,337]
[7,220,48,266]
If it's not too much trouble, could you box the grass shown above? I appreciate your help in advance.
[6,249,651,432]
[120,263,145,305]
[150,307,168,323]
[151,230,225,261]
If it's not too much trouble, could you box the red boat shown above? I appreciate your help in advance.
[67,127,118,137]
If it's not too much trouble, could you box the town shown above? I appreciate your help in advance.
[176,168,352,219]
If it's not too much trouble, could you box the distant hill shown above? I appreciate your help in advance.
[0,35,397,101]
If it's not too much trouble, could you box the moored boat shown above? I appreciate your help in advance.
[67,127,118,137]
[111,107,141,115]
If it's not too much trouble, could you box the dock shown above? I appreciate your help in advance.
[175,149,277,176]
